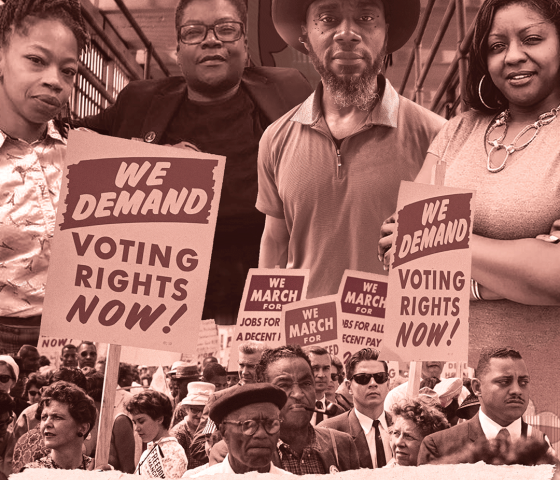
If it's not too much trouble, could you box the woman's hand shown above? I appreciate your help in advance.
[378,213,397,271]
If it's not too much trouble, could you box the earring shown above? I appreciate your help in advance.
[478,75,499,110]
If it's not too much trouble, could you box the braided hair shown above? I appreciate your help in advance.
[0,0,89,52]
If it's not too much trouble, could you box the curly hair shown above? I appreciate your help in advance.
[39,381,97,437]
[465,0,560,112]
[345,348,388,380]
[85,371,104,403]
[257,345,313,382]
[392,399,450,438]
[24,373,48,397]
[126,390,173,430]
[0,0,89,52]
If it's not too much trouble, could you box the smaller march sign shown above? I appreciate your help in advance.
[381,181,474,363]
[282,295,340,357]
[337,270,387,365]
[228,268,309,370]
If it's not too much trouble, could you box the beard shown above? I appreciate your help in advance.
[307,43,385,111]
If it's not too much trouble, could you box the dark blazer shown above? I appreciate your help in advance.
[318,409,392,469]
[418,414,547,465]
[77,67,313,144]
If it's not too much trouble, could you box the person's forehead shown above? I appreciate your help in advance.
[63,348,77,355]
[354,359,385,374]
[180,0,242,24]
[268,357,313,380]
[485,357,528,379]
[239,352,260,363]
[78,345,96,354]
[309,353,330,367]
[44,400,70,414]
[393,416,420,435]
[0,365,11,376]
[307,0,384,18]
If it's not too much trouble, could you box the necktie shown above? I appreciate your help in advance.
[496,428,511,446]
[315,401,324,424]
[373,419,386,467]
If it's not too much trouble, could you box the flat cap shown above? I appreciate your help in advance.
[210,383,287,426]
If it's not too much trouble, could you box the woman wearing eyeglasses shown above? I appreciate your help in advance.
[0,356,19,396]
[24,381,97,471]
[24,373,48,407]
[387,399,449,467]
[127,390,188,478]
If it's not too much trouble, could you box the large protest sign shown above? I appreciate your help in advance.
[337,270,387,365]
[42,131,225,354]
[228,268,309,370]
[381,181,474,362]
[282,295,340,357]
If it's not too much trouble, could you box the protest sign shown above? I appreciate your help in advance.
[196,319,220,362]
[282,295,340,357]
[41,130,225,354]
[228,268,309,370]
[120,346,181,366]
[337,270,387,365]
[381,181,474,363]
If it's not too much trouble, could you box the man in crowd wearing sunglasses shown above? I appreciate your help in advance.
[190,384,291,475]
[318,348,392,468]
[78,0,312,327]
[302,346,345,425]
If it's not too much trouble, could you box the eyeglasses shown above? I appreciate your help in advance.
[221,417,281,436]
[0,375,13,384]
[179,22,244,45]
[351,372,389,385]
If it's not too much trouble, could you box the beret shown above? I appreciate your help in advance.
[210,383,287,425]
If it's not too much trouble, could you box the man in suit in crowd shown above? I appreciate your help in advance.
[418,347,555,465]
[318,348,392,468]
[78,0,312,326]
[302,346,345,424]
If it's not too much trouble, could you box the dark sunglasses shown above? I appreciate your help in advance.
[351,372,389,385]
[0,375,13,384]
[28,390,41,397]
[221,417,281,436]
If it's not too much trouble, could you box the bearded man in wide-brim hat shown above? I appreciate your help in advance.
[257,0,446,299]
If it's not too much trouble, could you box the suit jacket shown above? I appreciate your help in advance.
[77,67,313,144]
[317,409,392,469]
[418,414,547,465]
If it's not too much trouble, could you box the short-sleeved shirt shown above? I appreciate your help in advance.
[257,77,445,298]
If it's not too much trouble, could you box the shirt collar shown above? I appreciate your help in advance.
[354,408,388,434]
[478,409,522,441]
[277,425,320,453]
[0,120,66,149]
[290,75,399,129]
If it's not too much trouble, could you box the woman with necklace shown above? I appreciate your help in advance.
[379,0,560,414]
[24,381,97,471]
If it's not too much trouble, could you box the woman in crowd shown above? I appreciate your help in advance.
[24,373,48,407]
[0,357,18,397]
[24,381,97,470]
[379,0,560,400]
[0,393,16,476]
[127,390,188,478]
[388,399,450,467]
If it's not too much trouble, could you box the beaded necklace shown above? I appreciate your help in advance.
[485,103,560,173]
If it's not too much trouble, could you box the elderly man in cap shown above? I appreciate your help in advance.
[172,382,216,469]
[258,0,445,298]
[172,364,202,427]
[188,383,290,475]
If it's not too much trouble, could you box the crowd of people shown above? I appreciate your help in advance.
[0,340,556,477]
[0,0,559,475]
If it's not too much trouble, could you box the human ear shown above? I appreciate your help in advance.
[346,379,353,396]
[299,26,309,52]
[471,378,482,397]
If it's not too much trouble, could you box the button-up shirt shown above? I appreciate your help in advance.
[0,121,66,317]
[354,408,392,467]
[478,409,522,442]
[186,454,292,477]
[277,426,326,475]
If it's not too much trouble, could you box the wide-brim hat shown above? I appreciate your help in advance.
[176,364,200,380]
[182,381,216,406]
[272,0,420,55]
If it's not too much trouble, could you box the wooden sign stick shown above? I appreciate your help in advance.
[95,343,121,467]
